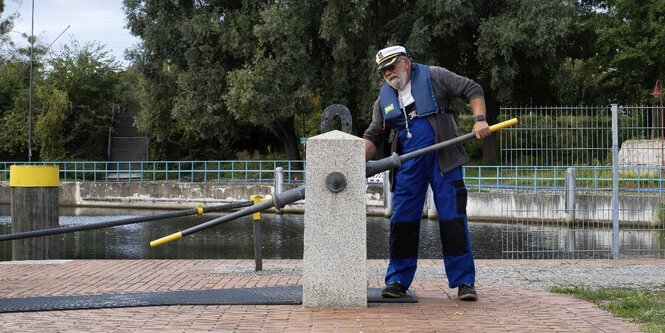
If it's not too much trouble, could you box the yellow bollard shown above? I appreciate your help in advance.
[250,195,272,220]
[10,165,59,260]
[249,194,271,271]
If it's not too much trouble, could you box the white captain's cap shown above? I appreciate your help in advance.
[375,45,407,70]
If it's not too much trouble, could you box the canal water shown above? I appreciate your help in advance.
[1,205,662,260]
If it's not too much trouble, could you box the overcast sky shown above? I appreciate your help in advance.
[3,0,140,67]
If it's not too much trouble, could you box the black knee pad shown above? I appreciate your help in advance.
[389,220,420,259]
[439,217,469,256]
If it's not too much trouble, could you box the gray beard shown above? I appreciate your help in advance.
[385,70,408,90]
[385,78,401,90]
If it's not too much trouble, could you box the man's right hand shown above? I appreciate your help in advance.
[472,121,491,139]
[364,139,377,161]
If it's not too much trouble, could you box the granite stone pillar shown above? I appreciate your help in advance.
[303,130,367,308]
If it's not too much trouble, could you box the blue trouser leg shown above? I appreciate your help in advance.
[430,165,476,288]
[385,118,433,289]
[385,156,429,289]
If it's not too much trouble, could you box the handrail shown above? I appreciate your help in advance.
[1,159,664,193]
[0,160,307,183]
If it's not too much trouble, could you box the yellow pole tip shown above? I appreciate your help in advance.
[149,232,183,247]
[489,118,519,132]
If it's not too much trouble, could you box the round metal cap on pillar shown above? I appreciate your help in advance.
[325,172,347,193]
[10,165,60,260]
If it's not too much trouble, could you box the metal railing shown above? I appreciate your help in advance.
[463,165,665,194]
[2,160,663,194]
[0,160,306,183]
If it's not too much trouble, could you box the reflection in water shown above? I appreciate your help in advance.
[0,205,663,260]
[501,225,665,259]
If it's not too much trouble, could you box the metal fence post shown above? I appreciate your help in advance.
[250,195,265,271]
[274,167,284,214]
[565,167,576,223]
[611,104,620,259]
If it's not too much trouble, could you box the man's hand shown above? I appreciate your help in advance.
[364,139,377,161]
[473,121,491,139]
[468,97,490,139]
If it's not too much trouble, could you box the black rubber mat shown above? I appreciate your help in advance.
[0,287,417,313]
[368,288,418,303]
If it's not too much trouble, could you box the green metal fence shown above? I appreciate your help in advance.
[0,161,306,183]
[2,159,664,195]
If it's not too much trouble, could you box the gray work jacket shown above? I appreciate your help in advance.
[363,65,484,182]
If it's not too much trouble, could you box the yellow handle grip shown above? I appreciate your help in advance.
[150,232,183,247]
[489,118,518,133]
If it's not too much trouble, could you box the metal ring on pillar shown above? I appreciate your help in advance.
[320,104,353,134]
[325,172,347,193]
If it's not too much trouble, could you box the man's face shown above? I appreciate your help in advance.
[381,57,408,90]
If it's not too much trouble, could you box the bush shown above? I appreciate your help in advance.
[657,202,665,227]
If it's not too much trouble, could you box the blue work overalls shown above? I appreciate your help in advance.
[385,115,476,289]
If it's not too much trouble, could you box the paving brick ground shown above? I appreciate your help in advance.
[1,259,664,332]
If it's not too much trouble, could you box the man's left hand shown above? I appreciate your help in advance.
[473,121,491,139]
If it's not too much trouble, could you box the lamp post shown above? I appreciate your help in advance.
[652,80,664,175]
[28,0,34,162]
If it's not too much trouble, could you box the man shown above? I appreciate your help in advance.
[363,45,490,301]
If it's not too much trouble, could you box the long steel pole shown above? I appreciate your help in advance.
[0,201,252,241]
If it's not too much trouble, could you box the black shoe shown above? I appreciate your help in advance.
[457,283,478,301]
[381,281,407,298]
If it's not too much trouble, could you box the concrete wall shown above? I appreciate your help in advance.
[466,191,661,224]
[0,181,661,223]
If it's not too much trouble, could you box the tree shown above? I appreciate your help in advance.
[121,0,591,164]
[34,83,68,160]
[0,61,30,158]
[561,0,665,104]
[346,0,576,162]
[124,0,252,160]
[0,55,70,161]
[46,42,123,159]
[225,1,326,161]
[0,0,16,49]
[0,41,49,160]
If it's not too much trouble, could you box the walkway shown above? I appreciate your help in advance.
[1,259,663,332]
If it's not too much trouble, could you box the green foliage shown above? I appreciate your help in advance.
[476,0,577,104]
[4,0,665,161]
[550,286,665,332]
[566,1,665,104]
[0,93,29,157]
[0,1,17,49]
[46,42,122,160]
[124,0,257,160]
[34,84,68,160]
[225,0,322,160]
[0,60,29,159]
[657,202,665,228]
[0,36,128,161]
